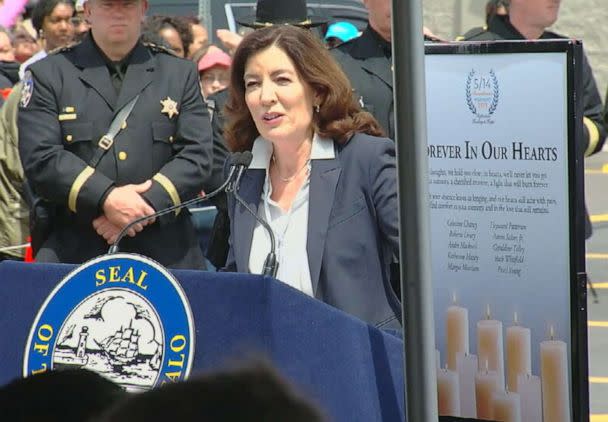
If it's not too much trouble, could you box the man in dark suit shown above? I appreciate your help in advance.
[461,0,607,239]
[18,0,212,269]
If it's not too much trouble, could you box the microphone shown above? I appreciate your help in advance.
[226,152,249,192]
[229,151,279,278]
[108,152,243,254]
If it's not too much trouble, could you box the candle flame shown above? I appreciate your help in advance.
[452,292,457,304]
[513,311,518,325]
[485,304,491,319]
[549,325,555,340]
[484,359,489,374]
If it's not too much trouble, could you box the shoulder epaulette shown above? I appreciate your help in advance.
[143,42,177,56]
[48,41,80,55]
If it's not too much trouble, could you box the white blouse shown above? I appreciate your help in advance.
[247,134,335,296]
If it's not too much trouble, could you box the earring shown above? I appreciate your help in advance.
[315,104,320,113]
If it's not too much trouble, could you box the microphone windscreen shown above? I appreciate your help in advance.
[231,151,242,165]
[240,151,253,167]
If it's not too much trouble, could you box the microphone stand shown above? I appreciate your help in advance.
[228,151,278,278]
[232,192,278,278]
[108,154,242,254]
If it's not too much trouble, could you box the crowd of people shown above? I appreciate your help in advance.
[0,0,606,412]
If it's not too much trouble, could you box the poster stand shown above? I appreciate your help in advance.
[425,40,588,422]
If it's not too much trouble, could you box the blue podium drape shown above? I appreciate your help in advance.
[0,261,405,422]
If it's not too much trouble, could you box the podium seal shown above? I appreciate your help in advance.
[23,254,195,391]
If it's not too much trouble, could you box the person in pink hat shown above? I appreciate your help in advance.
[197,46,232,100]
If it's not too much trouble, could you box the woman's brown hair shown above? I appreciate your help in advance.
[224,25,384,152]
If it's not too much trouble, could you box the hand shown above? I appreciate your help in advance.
[102,180,156,229]
[423,26,443,41]
[216,29,243,55]
[92,215,139,245]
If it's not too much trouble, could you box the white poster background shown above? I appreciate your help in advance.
[426,52,571,410]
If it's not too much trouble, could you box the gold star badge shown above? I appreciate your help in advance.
[160,97,179,119]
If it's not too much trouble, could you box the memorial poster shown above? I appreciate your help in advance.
[426,47,578,422]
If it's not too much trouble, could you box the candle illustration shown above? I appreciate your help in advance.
[475,361,501,419]
[437,367,461,416]
[456,352,477,418]
[517,373,542,422]
[492,390,521,422]
[540,326,571,422]
[446,295,469,370]
[506,313,531,392]
[477,304,505,387]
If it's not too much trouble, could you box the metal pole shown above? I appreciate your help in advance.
[198,0,212,35]
[391,0,438,421]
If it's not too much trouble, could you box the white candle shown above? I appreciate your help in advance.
[517,373,542,422]
[506,318,531,392]
[437,367,461,416]
[456,352,477,418]
[446,304,469,370]
[477,310,505,387]
[540,330,571,422]
[492,390,521,422]
[475,366,501,419]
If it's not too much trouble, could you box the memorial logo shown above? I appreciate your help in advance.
[466,69,499,124]
[23,254,195,391]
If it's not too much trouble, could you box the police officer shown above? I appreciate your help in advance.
[330,0,441,141]
[18,0,212,269]
[330,0,394,140]
[461,1,606,159]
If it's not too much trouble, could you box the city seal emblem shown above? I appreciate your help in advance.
[466,68,499,124]
[23,254,195,391]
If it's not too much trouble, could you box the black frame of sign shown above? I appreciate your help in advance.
[425,40,588,422]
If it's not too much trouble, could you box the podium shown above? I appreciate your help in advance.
[0,261,405,422]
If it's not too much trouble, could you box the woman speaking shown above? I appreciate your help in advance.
[223,25,401,330]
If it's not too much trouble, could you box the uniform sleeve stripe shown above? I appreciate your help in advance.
[68,166,95,213]
[153,173,181,215]
[584,116,600,156]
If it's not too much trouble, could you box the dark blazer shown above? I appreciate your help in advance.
[18,34,212,268]
[331,26,394,140]
[225,133,402,329]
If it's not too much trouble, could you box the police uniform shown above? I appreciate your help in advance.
[18,34,213,268]
[462,15,607,156]
[331,26,394,140]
